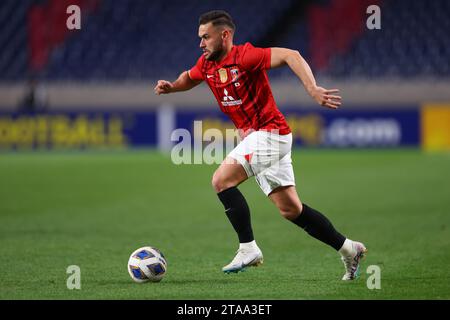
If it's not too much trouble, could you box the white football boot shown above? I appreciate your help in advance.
[222,246,263,274]
[340,240,368,280]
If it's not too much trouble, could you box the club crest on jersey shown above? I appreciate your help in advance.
[231,68,239,81]
[218,68,228,83]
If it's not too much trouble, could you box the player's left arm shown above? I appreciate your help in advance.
[270,47,341,109]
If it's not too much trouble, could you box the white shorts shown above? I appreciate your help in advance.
[228,131,295,196]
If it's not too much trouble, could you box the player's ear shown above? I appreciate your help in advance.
[221,29,229,40]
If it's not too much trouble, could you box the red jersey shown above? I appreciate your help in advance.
[189,42,291,135]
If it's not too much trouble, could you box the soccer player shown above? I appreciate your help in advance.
[154,10,367,280]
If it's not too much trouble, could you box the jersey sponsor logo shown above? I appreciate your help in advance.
[206,74,214,79]
[222,89,242,106]
[218,68,228,83]
[223,89,234,101]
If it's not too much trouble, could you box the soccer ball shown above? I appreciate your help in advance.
[127,246,167,283]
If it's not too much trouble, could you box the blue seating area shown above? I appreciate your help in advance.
[326,0,450,78]
[0,0,448,81]
[43,0,295,80]
[0,0,34,81]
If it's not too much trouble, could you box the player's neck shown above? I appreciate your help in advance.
[216,44,234,63]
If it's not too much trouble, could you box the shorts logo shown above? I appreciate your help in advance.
[218,68,228,83]
[222,89,242,106]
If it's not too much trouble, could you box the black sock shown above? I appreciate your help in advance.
[292,204,346,251]
[217,187,254,243]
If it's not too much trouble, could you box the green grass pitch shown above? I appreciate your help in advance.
[0,149,449,299]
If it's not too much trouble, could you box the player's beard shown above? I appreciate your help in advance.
[205,42,224,61]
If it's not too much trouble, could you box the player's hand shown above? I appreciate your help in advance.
[311,86,342,109]
[154,80,174,95]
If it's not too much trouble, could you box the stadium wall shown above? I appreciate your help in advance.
[1,79,450,109]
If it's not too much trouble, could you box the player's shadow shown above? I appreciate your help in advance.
[111,278,241,285]
[166,278,241,285]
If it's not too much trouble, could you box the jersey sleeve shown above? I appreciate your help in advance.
[188,56,205,81]
[240,42,271,72]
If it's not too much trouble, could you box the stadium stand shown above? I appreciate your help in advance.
[326,0,450,78]
[0,0,449,82]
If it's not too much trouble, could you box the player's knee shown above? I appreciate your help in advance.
[212,171,232,193]
[278,202,303,221]
[211,172,221,192]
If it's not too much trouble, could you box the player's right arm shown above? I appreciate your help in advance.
[154,71,202,95]
[270,47,341,109]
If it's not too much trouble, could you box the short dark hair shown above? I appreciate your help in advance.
[199,10,236,31]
